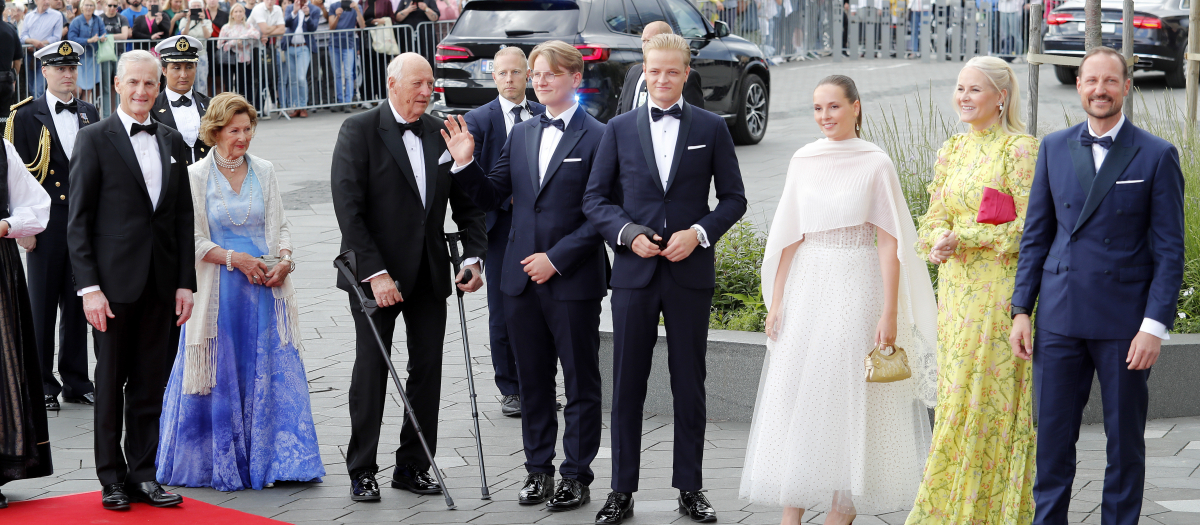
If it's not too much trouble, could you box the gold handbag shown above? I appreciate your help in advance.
[864,343,912,383]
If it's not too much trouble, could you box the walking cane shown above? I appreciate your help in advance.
[332,250,456,510]
[444,230,492,500]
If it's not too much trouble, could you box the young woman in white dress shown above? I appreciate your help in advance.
[739,76,940,525]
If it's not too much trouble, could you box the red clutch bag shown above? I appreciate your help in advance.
[976,187,1017,225]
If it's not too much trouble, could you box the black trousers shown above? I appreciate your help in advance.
[93,272,174,486]
[485,211,519,397]
[345,256,446,476]
[28,205,91,399]
[609,260,713,493]
[504,283,602,484]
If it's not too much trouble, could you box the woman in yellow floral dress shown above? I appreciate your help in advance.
[906,57,1037,525]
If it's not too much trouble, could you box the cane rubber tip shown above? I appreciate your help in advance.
[481,495,492,500]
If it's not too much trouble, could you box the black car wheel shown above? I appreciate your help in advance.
[1055,65,1077,85]
[1165,53,1186,89]
[731,73,768,145]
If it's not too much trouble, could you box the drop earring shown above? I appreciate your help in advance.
[999,103,1005,112]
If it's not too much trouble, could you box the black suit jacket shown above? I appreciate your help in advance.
[461,96,545,231]
[616,64,704,115]
[67,112,197,303]
[8,95,100,207]
[151,90,211,165]
[131,14,171,43]
[332,104,486,299]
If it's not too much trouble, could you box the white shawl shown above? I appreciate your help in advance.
[182,150,302,395]
[762,138,939,407]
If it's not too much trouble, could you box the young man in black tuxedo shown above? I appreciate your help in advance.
[68,49,196,511]
[615,21,703,115]
[459,45,545,417]
[444,40,607,512]
[150,35,211,165]
[331,52,486,503]
[583,34,746,525]
[8,40,100,413]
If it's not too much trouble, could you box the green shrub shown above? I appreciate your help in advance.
[710,220,767,332]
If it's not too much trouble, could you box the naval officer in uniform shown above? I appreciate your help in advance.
[151,35,209,165]
[7,40,100,411]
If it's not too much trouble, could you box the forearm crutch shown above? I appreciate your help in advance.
[443,230,491,500]
[333,250,456,510]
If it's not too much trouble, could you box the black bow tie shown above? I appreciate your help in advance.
[399,119,423,136]
[55,99,78,114]
[130,121,158,136]
[171,95,192,107]
[1080,133,1113,150]
[540,115,564,131]
[651,105,682,122]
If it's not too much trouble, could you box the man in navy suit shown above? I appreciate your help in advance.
[460,46,545,418]
[443,40,607,512]
[583,34,746,525]
[1010,46,1184,525]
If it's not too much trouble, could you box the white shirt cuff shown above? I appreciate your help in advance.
[78,285,101,296]
[548,256,560,275]
[450,157,474,173]
[616,222,633,246]
[363,270,388,283]
[1140,317,1170,341]
[692,224,710,248]
[462,257,481,268]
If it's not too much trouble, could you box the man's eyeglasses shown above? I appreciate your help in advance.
[530,71,562,82]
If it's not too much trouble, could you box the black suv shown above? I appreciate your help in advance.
[1044,0,1189,88]
[429,0,770,144]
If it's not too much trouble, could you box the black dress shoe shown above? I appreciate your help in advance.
[390,464,442,495]
[594,492,634,524]
[63,392,96,405]
[351,471,380,501]
[45,395,60,411]
[101,483,131,510]
[517,472,553,505]
[126,481,182,507]
[677,490,717,522]
[547,478,589,511]
[501,394,521,417]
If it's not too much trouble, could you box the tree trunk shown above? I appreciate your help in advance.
[1084,0,1103,50]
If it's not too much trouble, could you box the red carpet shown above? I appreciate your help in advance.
[3,491,292,524]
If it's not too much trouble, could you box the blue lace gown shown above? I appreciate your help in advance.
[156,165,325,491]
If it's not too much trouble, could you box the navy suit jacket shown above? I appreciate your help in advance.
[452,107,608,301]
[1012,121,1185,340]
[583,102,747,290]
[462,97,546,232]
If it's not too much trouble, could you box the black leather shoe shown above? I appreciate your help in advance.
[63,392,96,405]
[547,478,589,511]
[501,394,521,417]
[126,481,182,507]
[101,483,131,510]
[517,472,553,505]
[390,464,442,495]
[351,471,381,501]
[45,395,59,411]
[594,492,634,524]
[677,490,716,522]
[0,489,8,509]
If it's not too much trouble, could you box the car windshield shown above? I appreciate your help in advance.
[454,1,580,38]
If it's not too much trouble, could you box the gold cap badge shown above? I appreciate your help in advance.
[176,39,189,52]
[58,42,72,56]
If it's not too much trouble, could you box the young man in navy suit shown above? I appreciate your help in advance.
[583,34,747,525]
[443,40,608,513]
[460,46,545,418]
[1009,47,1184,525]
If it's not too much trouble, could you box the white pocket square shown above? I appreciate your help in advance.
[687,145,706,150]
[170,156,177,164]
[1115,180,1144,184]
[438,151,453,165]
[563,158,582,163]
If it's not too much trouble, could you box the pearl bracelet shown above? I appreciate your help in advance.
[226,249,234,271]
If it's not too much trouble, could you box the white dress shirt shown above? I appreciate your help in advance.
[45,92,79,161]
[1,139,51,238]
[1085,114,1168,340]
[497,96,532,135]
[537,103,576,186]
[291,6,306,45]
[633,72,648,109]
[166,89,202,149]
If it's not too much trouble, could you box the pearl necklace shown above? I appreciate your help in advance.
[214,148,244,173]
[213,163,253,226]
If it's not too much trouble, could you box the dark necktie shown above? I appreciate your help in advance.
[651,105,682,122]
[1080,132,1113,150]
[55,99,78,114]
[172,95,192,108]
[540,114,564,132]
[510,105,525,124]
[130,121,158,136]
[399,119,423,136]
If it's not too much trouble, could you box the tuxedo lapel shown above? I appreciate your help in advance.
[103,116,153,210]
[1074,124,1140,234]
[155,130,172,211]
[1067,136,1095,195]
[196,93,208,119]
[537,115,585,198]
[635,105,664,193]
[420,116,439,213]
[33,100,65,159]
[488,100,507,141]
[375,106,423,203]
[525,121,541,195]
[664,103,692,193]
[153,92,178,130]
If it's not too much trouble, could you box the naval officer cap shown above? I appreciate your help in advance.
[35,41,85,67]
[156,35,203,63]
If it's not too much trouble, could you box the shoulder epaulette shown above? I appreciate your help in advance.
[8,96,31,113]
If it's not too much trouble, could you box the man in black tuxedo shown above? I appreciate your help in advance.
[460,46,545,417]
[67,49,195,511]
[615,21,703,115]
[332,52,486,503]
[445,40,608,512]
[150,35,211,165]
[583,34,746,525]
[8,41,99,412]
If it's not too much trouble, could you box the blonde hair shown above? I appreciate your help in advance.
[958,56,1025,135]
[200,92,258,146]
[643,33,690,68]
[528,40,583,75]
[493,46,527,65]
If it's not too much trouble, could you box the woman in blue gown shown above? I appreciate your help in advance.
[156,93,324,491]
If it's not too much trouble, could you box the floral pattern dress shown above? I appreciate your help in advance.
[905,125,1038,525]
